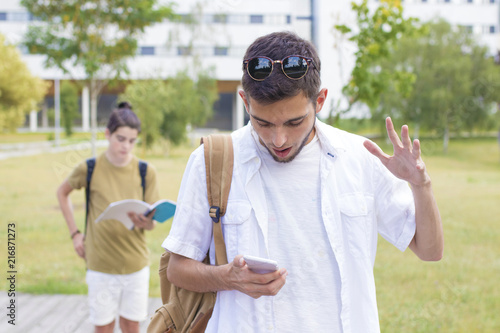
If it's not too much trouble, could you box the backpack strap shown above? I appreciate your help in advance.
[138,160,148,201]
[85,157,96,236]
[201,134,233,266]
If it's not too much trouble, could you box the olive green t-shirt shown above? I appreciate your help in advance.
[68,153,160,274]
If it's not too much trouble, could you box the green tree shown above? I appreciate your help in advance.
[21,0,176,155]
[378,19,500,152]
[0,33,48,131]
[120,69,218,151]
[332,0,419,122]
[60,81,80,137]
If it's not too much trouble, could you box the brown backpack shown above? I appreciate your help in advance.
[147,134,233,333]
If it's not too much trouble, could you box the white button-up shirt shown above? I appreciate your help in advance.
[163,119,416,333]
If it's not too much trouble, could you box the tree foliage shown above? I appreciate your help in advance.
[334,0,419,115]
[0,33,48,131]
[21,0,176,154]
[378,19,500,152]
[120,69,218,150]
[60,81,80,136]
[22,0,176,79]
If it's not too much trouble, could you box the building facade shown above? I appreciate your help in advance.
[0,0,498,131]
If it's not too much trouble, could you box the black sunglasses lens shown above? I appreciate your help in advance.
[248,57,272,80]
[282,56,308,79]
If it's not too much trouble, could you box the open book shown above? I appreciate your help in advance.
[95,199,176,230]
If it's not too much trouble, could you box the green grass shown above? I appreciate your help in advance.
[0,141,193,297]
[1,136,499,332]
[373,138,500,332]
[0,131,106,144]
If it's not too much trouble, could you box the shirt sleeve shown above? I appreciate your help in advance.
[161,146,213,262]
[373,157,416,252]
[67,160,87,190]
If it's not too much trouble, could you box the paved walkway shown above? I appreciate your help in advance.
[0,292,162,333]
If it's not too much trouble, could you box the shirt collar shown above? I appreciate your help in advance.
[314,119,347,157]
[236,119,348,164]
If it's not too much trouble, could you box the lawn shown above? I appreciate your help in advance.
[1,136,499,332]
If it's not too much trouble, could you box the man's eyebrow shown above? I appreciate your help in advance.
[249,114,271,124]
[250,112,309,125]
[285,113,309,123]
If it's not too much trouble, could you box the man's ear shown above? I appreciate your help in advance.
[315,88,328,115]
[238,90,250,114]
[104,128,110,140]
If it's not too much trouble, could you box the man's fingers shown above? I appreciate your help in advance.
[412,139,421,158]
[401,125,412,149]
[233,255,245,268]
[386,117,403,148]
[364,140,389,163]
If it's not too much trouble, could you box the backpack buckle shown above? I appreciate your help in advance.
[209,206,221,223]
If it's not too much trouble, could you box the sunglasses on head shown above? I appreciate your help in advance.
[243,55,317,81]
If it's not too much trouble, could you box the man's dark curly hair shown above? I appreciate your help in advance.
[242,31,321,105]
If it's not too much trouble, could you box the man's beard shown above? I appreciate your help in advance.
[266,118,316,163]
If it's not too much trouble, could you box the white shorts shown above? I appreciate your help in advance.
[86,266,150,326]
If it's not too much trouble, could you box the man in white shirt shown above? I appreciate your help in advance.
[163,31,443,333]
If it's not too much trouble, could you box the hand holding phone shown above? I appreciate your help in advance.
[243,255,279,274]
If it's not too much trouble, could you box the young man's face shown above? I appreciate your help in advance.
[240,88,327,163]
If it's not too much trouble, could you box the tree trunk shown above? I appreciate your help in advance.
[42,102,48,128]
[443,125,449,154]
[90,80,98,157]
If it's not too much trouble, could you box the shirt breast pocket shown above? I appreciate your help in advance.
[222,200,253,260]
[339,193,374,259]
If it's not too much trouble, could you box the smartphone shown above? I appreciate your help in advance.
[243,255,279,274]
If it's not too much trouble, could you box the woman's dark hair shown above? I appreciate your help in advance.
[242,31,321,105]
[106,101,141,134]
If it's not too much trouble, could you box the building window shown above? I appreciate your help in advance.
[0,12,7,21]
[29,13,41,21]
[250,15,263,24]
[467,0,473,3]
[179,14,196,24]
[213,14,227,23]
[140,46,155,55]
[177,46,191,56]
[214,47,228,56]
[461,25,473,33]
[227,14,246,24]
[490,26,496,34]
[10,12,30,21]
[286,15,291,24]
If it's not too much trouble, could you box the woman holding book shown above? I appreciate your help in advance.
[56,102,160,333]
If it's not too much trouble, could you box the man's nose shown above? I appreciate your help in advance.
[272,128,287,148]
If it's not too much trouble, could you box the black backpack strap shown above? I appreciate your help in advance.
[138,160,148,201]
[85,157,96,236]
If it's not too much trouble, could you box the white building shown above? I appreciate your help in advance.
[0,0,498,130]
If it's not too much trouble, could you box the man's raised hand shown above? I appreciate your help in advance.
[363,117,431,188]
